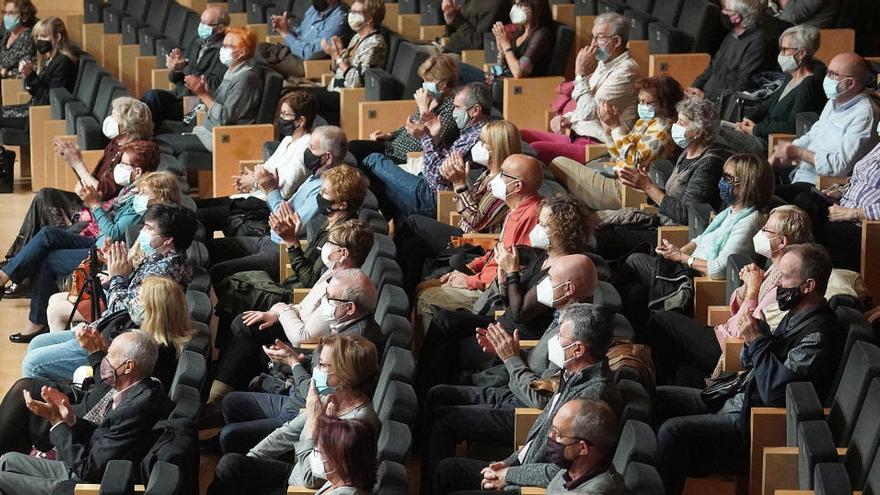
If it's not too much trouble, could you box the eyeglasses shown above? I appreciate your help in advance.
[778,46,800,55]
[827,70,854,81]
[279,112,297,120]
[500,172,521,182]
[721,173,740,185]
[316,361,335,374]
[761,227,779,236]
[549,426,591,445]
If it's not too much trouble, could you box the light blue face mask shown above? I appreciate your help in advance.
[422,81,439,95]
[596,46,608,62]
[132,194,150,214]
[3,15,19,31]
[453,106,471,129]
[637,103,655,120]
[138,230,158,257]
[822,75,843,101]
[197,22,214,40]
[313,368,336,395]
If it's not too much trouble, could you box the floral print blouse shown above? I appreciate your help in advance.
[0,28,34,77]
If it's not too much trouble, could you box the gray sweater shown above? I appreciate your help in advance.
[659,146,728,225]
[193,58,262,151]
[546,466,629,494]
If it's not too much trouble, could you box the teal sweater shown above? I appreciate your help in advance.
[91,192,144,246]
[749,73,826,140]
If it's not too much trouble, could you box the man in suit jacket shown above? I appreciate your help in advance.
[0,332,172,494]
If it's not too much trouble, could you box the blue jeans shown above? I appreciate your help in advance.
[360,153,437,219]
[21,331,87,381]
[219,391,299,454]
[4,227,94,325]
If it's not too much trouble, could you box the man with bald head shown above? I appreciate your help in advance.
[427,302,621,494]
[771,52,879,201]
[416,153,544,333]
[142,6,230,130]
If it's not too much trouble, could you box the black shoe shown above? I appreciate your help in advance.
[4,281,31,299]
[9,327,49,344]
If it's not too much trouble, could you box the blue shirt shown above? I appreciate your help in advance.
[283,4,349,60]
[267,173,323,244]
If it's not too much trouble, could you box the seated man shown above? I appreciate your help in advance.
[687,0,768,101]
[0,332,171,495]
[655,243,842,494]
[261,0,348,78]
[215,268,380,455]
[435,0,503,54]
[415,153,544,333]
[545,398,626,494]
[428,301,621,493]
[770,52,878,201]
[141,6,229,130]
[774,0,840,28]
[359,82,491,220]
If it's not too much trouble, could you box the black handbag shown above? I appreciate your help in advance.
[701,369,754,412]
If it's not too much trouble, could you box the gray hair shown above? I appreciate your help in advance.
[569,398,618,455]
[113,331,159,378]
[676,97,719,144]
[780,25,820,59]
[560,303,613,360]
[112,96,153,140]
[457,82,492,116]
[313,125,348,161]
[724,0,764,29]
[335,268,378,313]
[215,9,230,26]
[769,205,813,245]
[594,12,630,44]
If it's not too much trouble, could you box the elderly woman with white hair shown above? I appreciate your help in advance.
[718,25,826,154]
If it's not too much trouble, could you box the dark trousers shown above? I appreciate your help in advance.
[207,235,280,287]
[155,132,207,156]
[793,191,862,272]
[196,196,271,237]
[775,181,812,204]
[196,197,235,235]
[214,314,285,389]
[642,310,721,387]
[141,89,184,129]
[219,391,298,454]
[655,386,747,495]
[395,215,463,294]
[5,188,82,259]
[312,88,340,126]
[207,452,291,495]
[615,252,658,329]
[0,378,61,455]
[594,227,657,261]
[347,139,387,166]
[433,457,493,495]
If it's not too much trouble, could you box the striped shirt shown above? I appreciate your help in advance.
[840,142,880,221]
[455,170,508,234]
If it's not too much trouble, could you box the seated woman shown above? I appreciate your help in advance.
[68,275,193,391]
[348,53,459,165]
[0,153,170,344]
[415,194,597,394]
[0,16,76,131]
[4,97,153,266]
[312,0,387,126]
[718,25,825,155]
[593,97,729,258]
[310,416,378,495]
[155,26,261,157]
[196,90,319,237]
[395,119,521,292]
[0,0,36,79]
[209,334,379,472]
[547,76,683,212]
[615,153,774,328]
[21,203,196,381]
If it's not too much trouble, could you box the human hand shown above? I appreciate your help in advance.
[257,167,280,192]
[655,239,683,263]
[484,324,519,361]
[771,141,799,166]
[233,167,256,193]
[439,270,468,288]
[40,386,75,426]
[442,0,460,23]
[576,45,598,76]
[184,74,207,95]
[270,11,291,36]
[306,378,323,417]
[685,87,704,98]
[739,263,765,294]
[262,339,303,367]
[491,22,510,50]
[821,183,845,201]
[739,312,762,343]
[481,464,509,490]
[549,114,570,134]
[493,243,519,274]
[597,100,620,129]
[18,59,33,77]
[53,138,84,167]
[439,151,468,187]
[77,184,101,209]
[23,388,63,426]
[106,241,134,277]
[828,204,859,223]
[370,130,392,141]
[424,111,443,138]
[405,119,429,139]
[737,118,755,135]
[76,325,109,354]
[268,201,302,245]
[617,166,652,191]
[243,310,281,330]
[165,48,187,71]
[476,327,497,355]
[332,36,345,54]
[414,88,432,114]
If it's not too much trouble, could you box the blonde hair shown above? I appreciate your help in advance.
[139,277,192,356]
[360,0,385,28]
[112,97,153,140]
[481,120,522,170]
[417,54,459,92]
[319,334,378,394]
[135,171,182,206]
[32,17,76,71]
[728,153,774,211]
[770,205,813,244]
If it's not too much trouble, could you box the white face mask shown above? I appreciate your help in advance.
[320,295,345,327]
[470,141,491,166]
[876,120,880,137]
[671,123,689,148]
[102,115,119,139]
[320,242,340,269]
[777,53,798,73]
[528,224,550,250]
[536,276,564,308]
[752,230,775,259]
[348,12,365,30]
[509,5,528,24]
[218,46,235,66]
[113,163,133,186]
[489,174,508,201]
[309,449,333,479]
[548,334,576,369]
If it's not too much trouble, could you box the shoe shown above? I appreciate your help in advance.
[9,327,49,344]
[4,281,31,299]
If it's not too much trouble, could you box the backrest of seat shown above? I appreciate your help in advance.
[652,0,684,26]
[618,378,651,425]
[373,461,408,495]
[378,380,417,426]
[676,0,722,53]
[180,11,201,48]
[863,435,880,495]
[828,341,880,447]
[290,0,313,27]
[420,0,442,25]
[398,0,420,15]
[380,313,414,350]
[71,55,96,102]
[75,63,107,107]
[829,305,875,401]
[546,22,574,77]
[125,0,150,21]
[575,0,599,15]
[93,80,127,121]
[624,462,664,495]
[598,0,627,14]
[626,0,654,14]
[377,419,412,464]
[255,69,284,124]
[383,28,404,72]
[100,459,135,495]
[844,378,880,489]
[612,420,657,474]
[375,284,409,322]
[144,0,172,31]
[372,346,415,411]
[143,461,180,495]
[169,350,207,400]
[389,41,430,99]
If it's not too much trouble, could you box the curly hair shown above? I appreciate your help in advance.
[542,194,597,255]
[9,0,36,28]
[635,76,684,120]
[111,97,153,140]
[322,164,368,211]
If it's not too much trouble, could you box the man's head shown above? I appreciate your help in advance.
[101,331,159,390]
[492,154,543,206]
[552,302,613,371]
[754,205,813,262]
[199,7,229,41]
[307,125,348,173]
[591,12,629,61]
[721,0,763,30]
[776,243,833,312]
[825,53,869,102]
[537,254,598,309]
[323,219,375,270]
[452,83,492,130]
[322,268,378,328]
[546,398,618,471]
[141,203,197,254]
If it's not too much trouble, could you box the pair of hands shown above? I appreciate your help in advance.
[770,141,802,167]
[268,201,303,245]
[165,48,187,71]
[18,59,33,78]
[321,36,346,60]
[734,118,756,135]
[405,111,442,140]
[439,151,469,188]
[441,0,460,23]
[233,164,272,193]
[616,165,653,192]
[476,323,520,362]
[74,322,110,354]
[480,461,510,490]
[262,337,309,368]
[739,263,765,297]
[655,239,684,263]
[596,100,621,131]
[549,114,571,135]
[270,11,293,36]
[184,74,208,96]
[685,87,704,98]
[24,386,76,428]
[76,182,101,209]
[100,241,133,278]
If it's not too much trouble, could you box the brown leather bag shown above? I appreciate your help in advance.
[606,340,656,393]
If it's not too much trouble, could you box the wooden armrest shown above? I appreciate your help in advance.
[722,337,744,372]
[767,133,796,160]
[639,203,659,215]
[551,3,575,27]
[648,53,711,88]
[247,23,268,40]
[265,34,283,44]
[396,13,421,40]
[520,489,547,495]
[292,288,310,304]
[436,190,456,224]
[656,225,689,248]
[321,73,334,86]
[151,68,173,92]
[694,277,726,325]
[707,305,730,327]
[75,485,146,494]
[585,144,608,162]
[862,221,880,301]
[449,212,461,227]
[621,184,647,209]
[286,486,317,494]
[520,340,539,349]
[815,175,848,190]
[749,407,788,495]
[514,408,542,450]
[461,50,485,66]
[339,87,366,142]
[0,78,23,105]
[502,77,565,132]
[419,24,446,42]
[210,124,276,197]
[118,43,140,92]
[101,33,122,76]
[303,59,331,81]
[358,99,418,140]
[81,23,103,57]
[239,159,262,172]
[461,233,500,250]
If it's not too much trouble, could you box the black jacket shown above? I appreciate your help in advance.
[24,52,77,105]
[169,35,227,97]
[692,26,766,101]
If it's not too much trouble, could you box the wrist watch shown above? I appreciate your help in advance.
[687,256,695,268]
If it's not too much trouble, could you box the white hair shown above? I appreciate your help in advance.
[313,125,348,161]
[724,0,764,29]
[594,12,630,44]
[780,25,820,59]
[333,268,378,313]
[113,331,159,378]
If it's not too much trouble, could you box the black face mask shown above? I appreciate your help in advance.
[303,148,324,173]
[316,194,336,215]
[312,0,329,10]
[720,14,735,31]
[35,39,53,54]
[276,117,298,138]
[776,282,806,312]
[544,437,574,469]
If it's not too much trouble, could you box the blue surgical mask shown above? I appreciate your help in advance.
[422,81,439,95]
[313,368,336,395]
[718,178,737,206]
[637,103,655,120]
[596,46,608,62]
[671,123,689,148]
[3,15,19,31]
[197,22,214,40]
[822,75,842,101]
[138,230,158,257]
[132,194,150,214]
[453,106,470,130]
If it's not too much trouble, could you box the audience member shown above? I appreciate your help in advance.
[261,0,349,78]
[0,0,36,78]
[436,0,503,54]
[774,0,840,28]
[360,82,490,220]
[770,52,877,201]
[655,243,841,494]
[491,0,554,79]
[349,53,460,165]
[548,76,683,210]
[141,6,230,130]
[719,25,825,155]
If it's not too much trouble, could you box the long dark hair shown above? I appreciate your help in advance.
[316,416,378,490]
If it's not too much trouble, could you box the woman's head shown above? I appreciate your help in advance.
[534,194,597,255]
[110,97,154,141]
[135,171,182,207]
[315,416,378,489]
[778,25,820,73]
[510,0,552,30]
[418,54,459,96]
[721,153,774,210]
[635,76,684,121]
[350,0,385,31]
[674,97,719,146]
[277,90,318,135]
[4,0,36,30]
[32,17,74,62]
[317,334,379,395]
[319,164,368,217]
[137,276,192,355]
[114,140,160,187]
[221,27,257,65]
[326,219,374,269]
[477,120,521,171]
